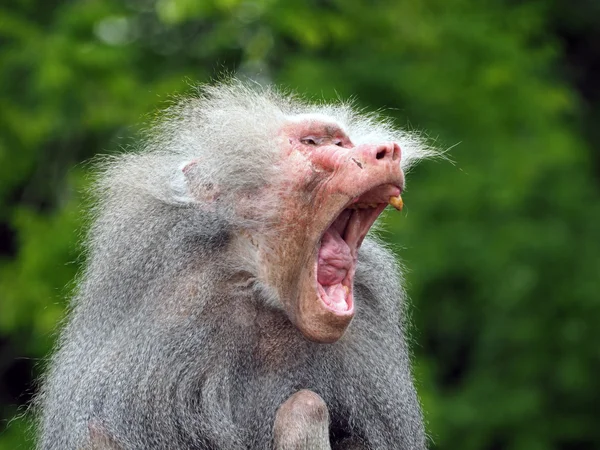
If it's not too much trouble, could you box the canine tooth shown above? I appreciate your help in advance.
[343,285,349,294]
[389,195,403,211]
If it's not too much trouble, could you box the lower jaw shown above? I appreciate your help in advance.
[295,299,355,343]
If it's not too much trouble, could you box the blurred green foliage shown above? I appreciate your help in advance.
[0,0,599,449]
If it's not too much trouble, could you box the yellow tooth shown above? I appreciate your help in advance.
[389,195,403,211]
[369,203,378,208]
[343,285,350,294]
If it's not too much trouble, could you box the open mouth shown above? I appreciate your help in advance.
[316,184,402,315]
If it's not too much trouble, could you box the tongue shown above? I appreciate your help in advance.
[317,229,352,285]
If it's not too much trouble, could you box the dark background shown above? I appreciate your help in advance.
[1,0,599,448]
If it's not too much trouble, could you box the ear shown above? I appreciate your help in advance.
[181,159,199,175]
[172,159,220,203]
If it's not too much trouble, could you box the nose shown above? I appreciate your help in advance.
[356,142,401,165]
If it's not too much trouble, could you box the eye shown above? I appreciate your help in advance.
[300,137,319,146]
[334,140,344,147]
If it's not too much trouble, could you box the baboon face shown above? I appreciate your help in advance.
[252,117,405,343]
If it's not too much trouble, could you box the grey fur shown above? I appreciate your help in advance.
[36,81,428,449]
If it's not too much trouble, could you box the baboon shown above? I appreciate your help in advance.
[37,81,433,449]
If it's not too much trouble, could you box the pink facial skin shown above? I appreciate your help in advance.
[259,119,404,343]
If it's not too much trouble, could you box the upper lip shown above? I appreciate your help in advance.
[348,182,403,206]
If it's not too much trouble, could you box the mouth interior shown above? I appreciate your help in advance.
[316,200,386,313]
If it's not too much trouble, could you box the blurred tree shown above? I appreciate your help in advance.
[0,0,598,449]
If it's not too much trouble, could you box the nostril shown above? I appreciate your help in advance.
[392,143,401,161]
[376,149,387,160]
